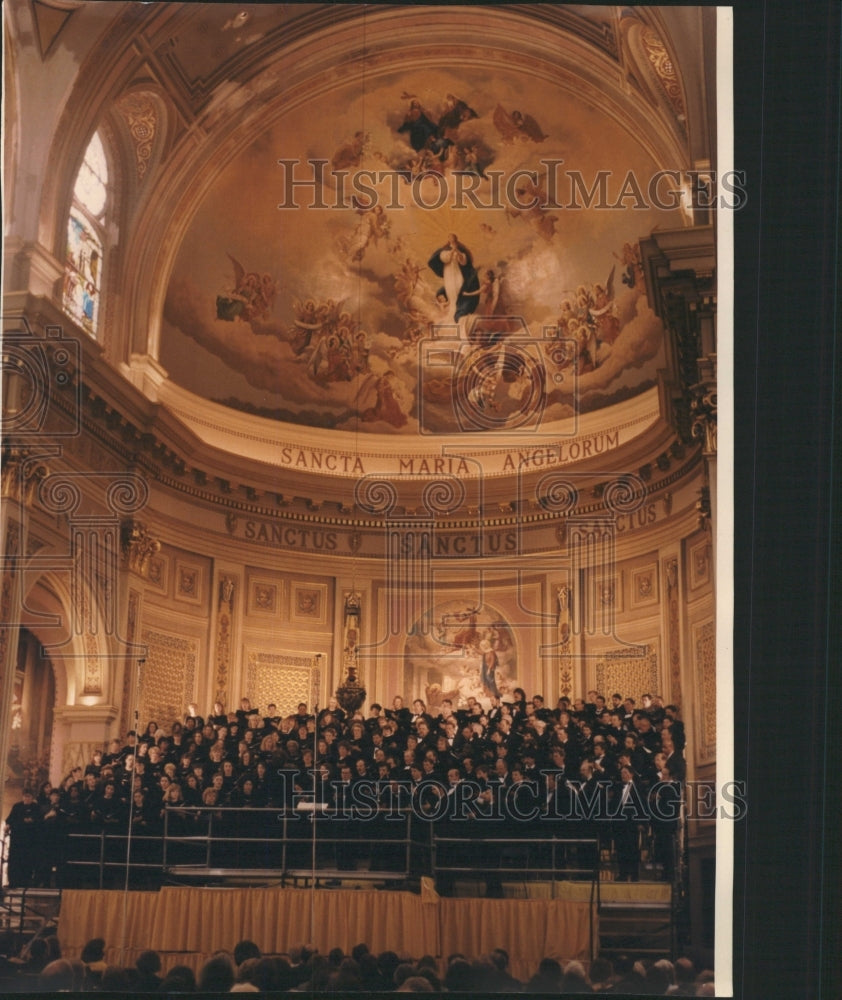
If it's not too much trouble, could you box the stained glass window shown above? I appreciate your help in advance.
[63,132,107,336]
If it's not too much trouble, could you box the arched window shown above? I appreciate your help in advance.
[63,131,108,337]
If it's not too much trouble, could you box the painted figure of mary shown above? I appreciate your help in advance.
[480,645,501,698]
[428,233,480,325]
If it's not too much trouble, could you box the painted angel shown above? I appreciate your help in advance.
[218,253,276,323]
[505,174,558,241]
[332,130,369,171]
[589,266,620,344]
[338,205,391,263]
[493,104,547,143]
[394,256,448,333]
[613,241,642,288]
[291,297,325,355]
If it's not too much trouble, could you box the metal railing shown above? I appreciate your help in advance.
[52,804,682,903]
[60,805,426,886]
[162,805,421,882]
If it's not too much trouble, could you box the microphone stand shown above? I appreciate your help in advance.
[309,653,324,944]
[310,693,320,945]
[120,656,145,963]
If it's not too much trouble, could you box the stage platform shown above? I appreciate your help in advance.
[53,879,672,981]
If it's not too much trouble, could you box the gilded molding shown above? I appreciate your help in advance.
[116,92,158,182]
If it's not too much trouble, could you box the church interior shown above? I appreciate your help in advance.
[2,2,725,992]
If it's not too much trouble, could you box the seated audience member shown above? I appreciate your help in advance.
[197,953,236,992]
[561,959,588,993]
[100,964,132,991]
[235,956,261,987]
[234,939,262,968]
[397,975,435,991]
[134,949,162,991]
[18,936,50,975]
[672,955,699,995]
[38,959,75,992]
[523,957,563,993]
[80,937,108,987]
[487,947,522,991]
[158,963,197,992]
[610,953,647,994]
[648,958,675,994]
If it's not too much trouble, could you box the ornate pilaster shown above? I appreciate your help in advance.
[664,556,683,706]
[214,574,238,704]
[556,584,574,698]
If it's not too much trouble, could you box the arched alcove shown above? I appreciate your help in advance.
[18,573,118,785]
[5,627,55,794]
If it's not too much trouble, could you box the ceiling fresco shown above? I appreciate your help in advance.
[161,58,686,435]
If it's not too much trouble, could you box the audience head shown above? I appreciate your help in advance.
[444,957,474,991]
[38,959,74,991]
[398,975,434,991]
[562,958,588,992]
[100,964,132,991]
[198,952,235,992]
[393,961,416,988]
[159,964,197,991]
[589,955,614,987]
[233,938,262,966]
[675,955,697,984]
[135,948,161,976]
[26,937,49,967]
[236,956,260,984]
[351,941,369,962]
